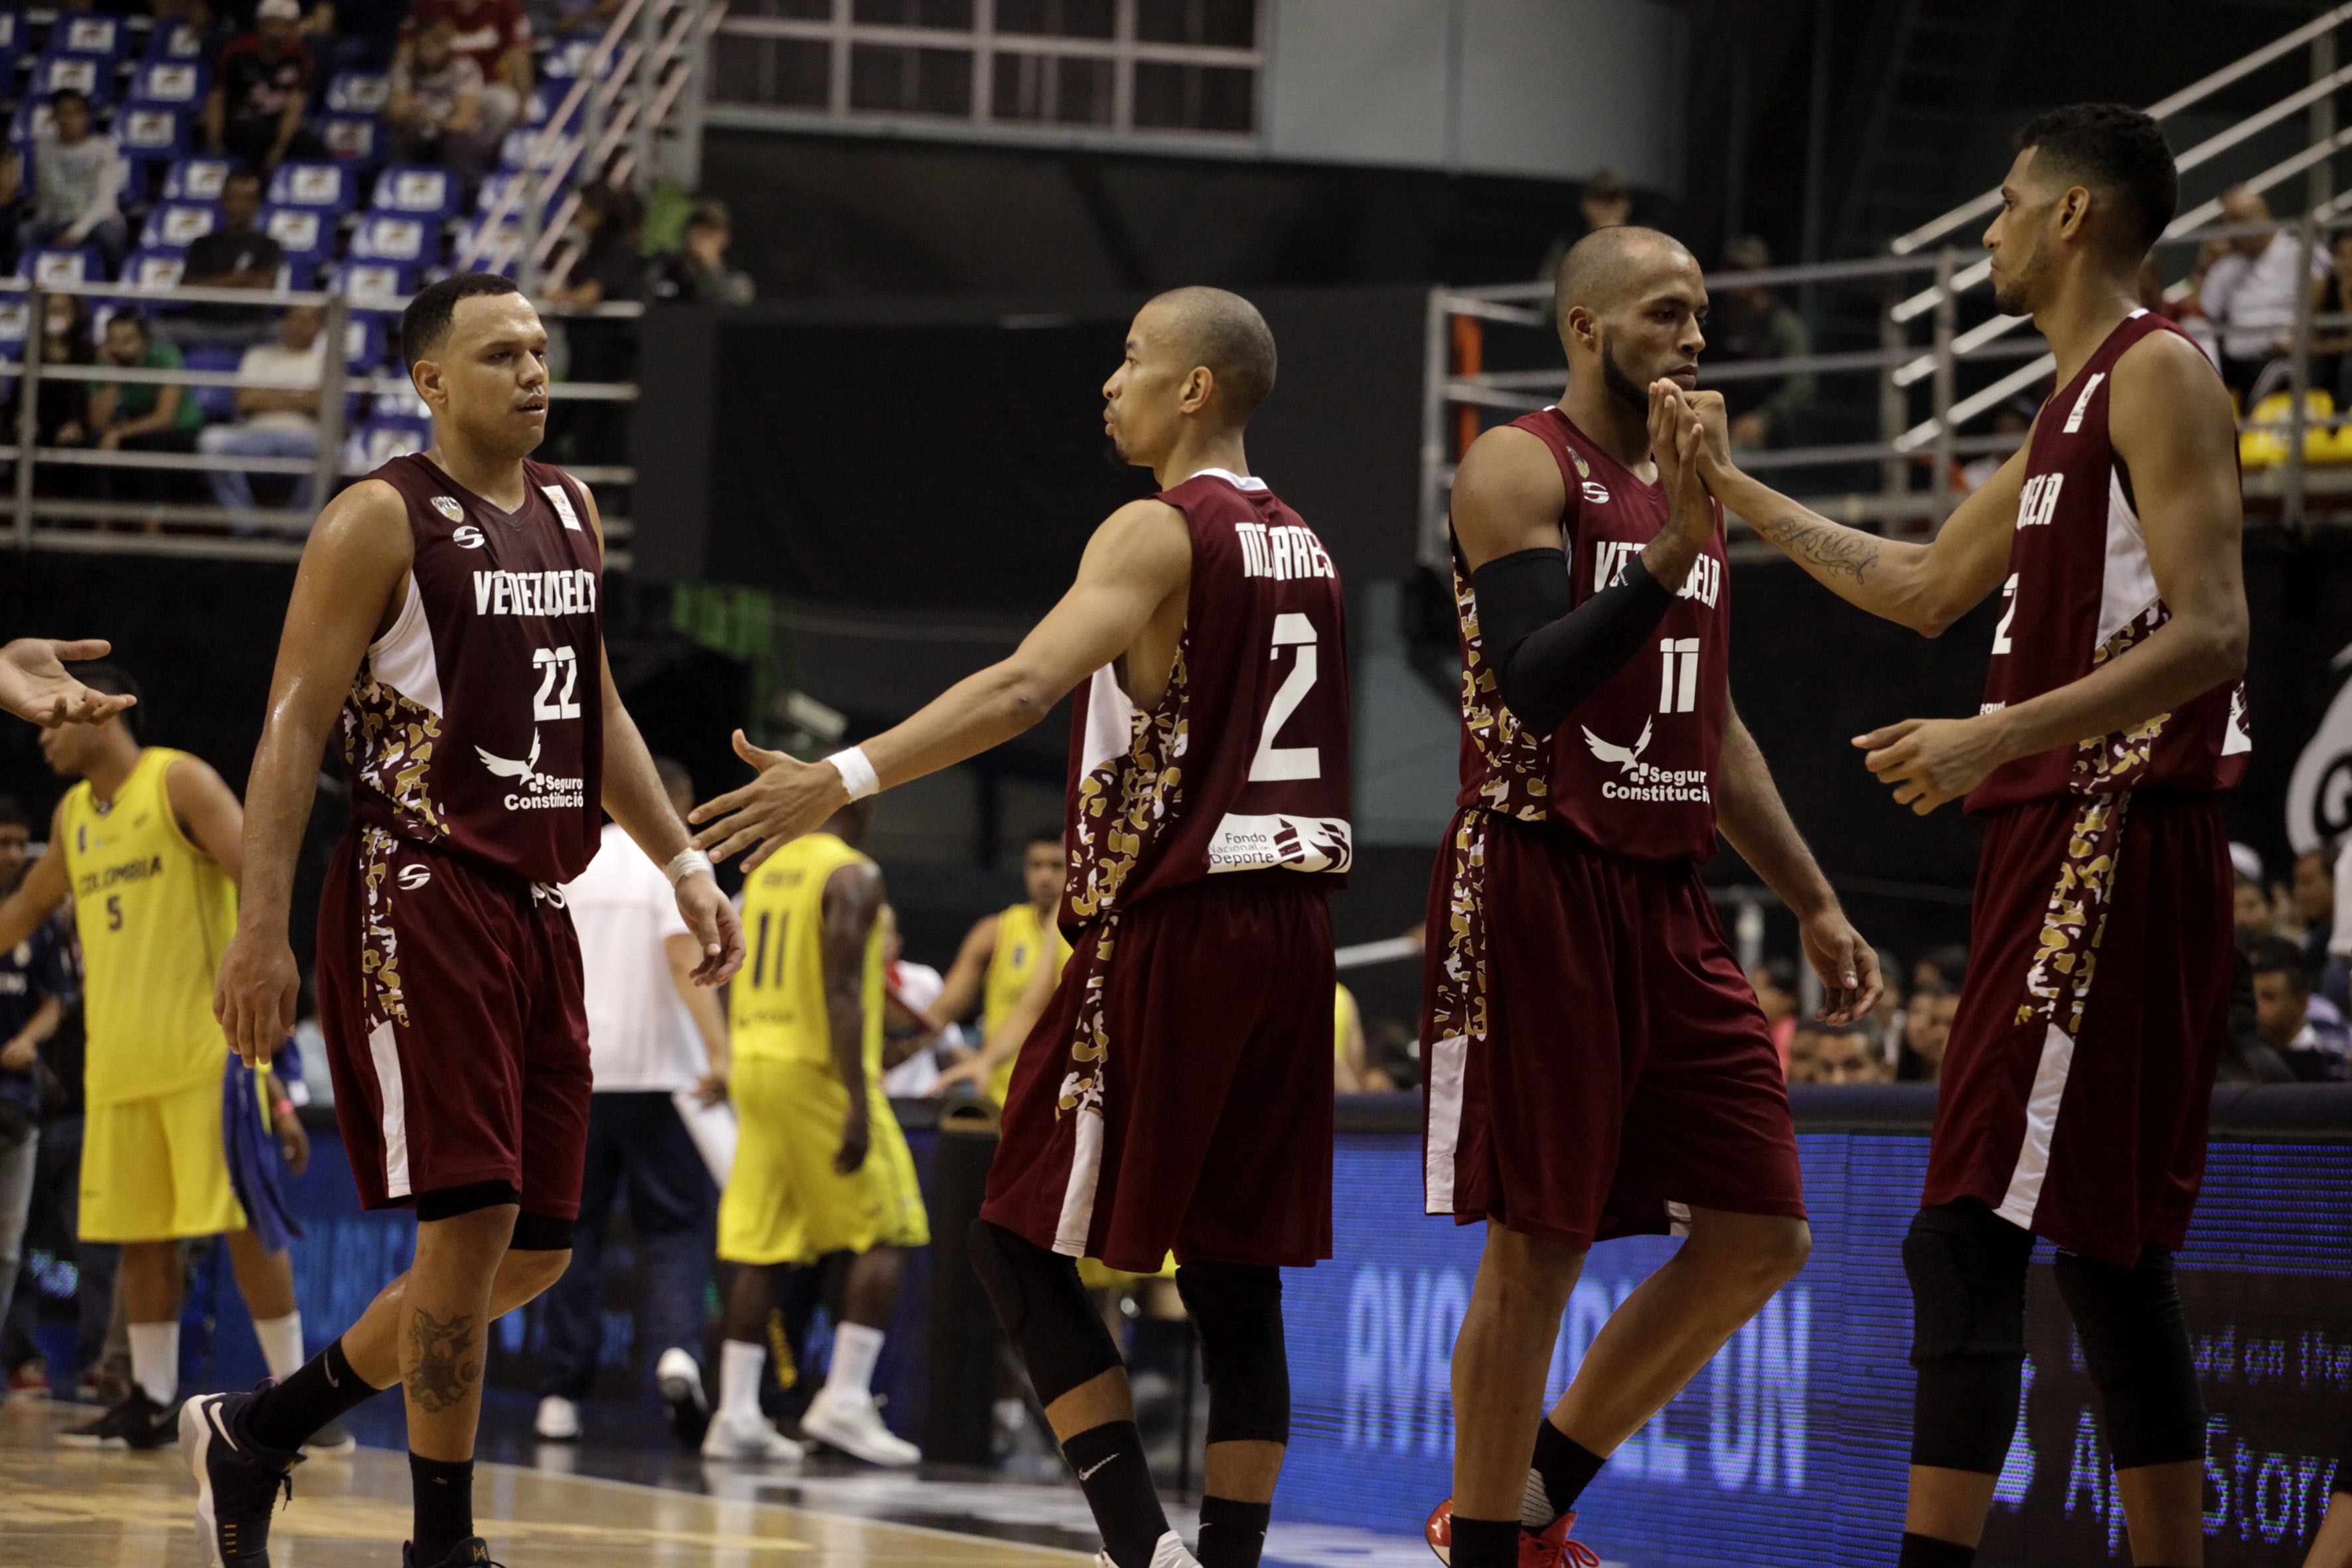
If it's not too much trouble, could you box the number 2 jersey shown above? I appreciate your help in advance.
[1966,309,2250,812]
[341,452,606,886]
[1451,406,1730,863]
[1059,467,1352,926]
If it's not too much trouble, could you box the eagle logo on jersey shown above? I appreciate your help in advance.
[475,730,542,789]
[1583,717,1654,772]
[432,495,464,522]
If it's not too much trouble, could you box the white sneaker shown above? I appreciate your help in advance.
[655,1346,707,1441]
[1095,1533,1199,1568]
[534,1395,580,1441]
[699,1409,805,1462]
[800,1385,921,1468]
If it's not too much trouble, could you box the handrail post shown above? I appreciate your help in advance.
[2288,211,2319,534]
[1879,275,1905,508]
[2314,22,2339,215]
[1419,287,1450,570]
[633,0,659,194]
[15,283,42,544]
[1930,247,1957,532]
[312,291,351,528]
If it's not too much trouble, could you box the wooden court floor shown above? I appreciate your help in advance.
[2,1397,1095,1567]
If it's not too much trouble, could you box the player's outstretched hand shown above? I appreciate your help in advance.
[0,637,137,728]
[1855,715,2007,816]
[1799,907,1882,1026]
[213,929,296,1068]
[688,730,852,872]
[674,869,745,985]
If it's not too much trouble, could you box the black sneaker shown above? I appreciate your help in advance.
[404,1538,504,1567]
[59,1387,177,1450]
[181,1383,303,1567]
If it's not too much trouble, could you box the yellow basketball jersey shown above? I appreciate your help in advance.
[60,747,237,1108]
[731,832,884,1076]
[982,900,1069,1103]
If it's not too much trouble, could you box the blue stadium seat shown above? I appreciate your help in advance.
[319,113,381,165]
[350,213,433,266]
[163,157,231,201]
[121,248,188,290]
[0,11,25,72]
[268,160,354,214]
[182,343,243,424]
[114,106,188,167]
[141,19,206,63]
[141,200,218,250]
[0,295,28,352]
[347,413,430,471]
[29,246,103,287]
[126,58,208,108]
[473,171,560,225]
[343,313,386,373]
[334,260,415,305]
[454,214,524,277]
[325,71,391,114]
[49,13,125,58]
[539,36,597,80]
[370,164,459,220]
[261,206,332,265]
[29,51,114,104]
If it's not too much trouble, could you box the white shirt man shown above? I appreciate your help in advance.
[2200,229,2329,364]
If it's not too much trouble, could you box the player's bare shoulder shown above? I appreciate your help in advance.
[1452,422,1567,564]
[2108,325,2237,452]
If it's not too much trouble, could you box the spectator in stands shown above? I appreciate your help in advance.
[2306,230,2352,405]
[648,200,756,306]
[31,295,94,463]
[2194,183,2329,404]
[0,148,22,279]
[177,171,285,345]
[1536,166,1634,283]
[1911,943,1967,995]
[88,311,206,503]
[1709,234,1814,449]
[544,181,640,462]
[19,91,126,276]
[207,0,319,173]
[388,18,492,183]
[0,797,68,1393]
[315,0,408,76]
[2236,868,2284,946]
[1897,982,1957,1083]
[195,303,326,516]
[1810,1021,1889,1085]
[400,0,532,145]
[2295,844,2337,975]
[2248,936,2349,1082]
[1749,955,1799,1072]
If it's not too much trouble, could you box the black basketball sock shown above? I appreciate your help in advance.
[1896,1532,1976,1568]
[1526,1419,1607,1524]
[1195,1495,1271,1568]
[1450,1515,1524,1568]
[409,1451,476,1565]
[248,1338,384,1452]
[1062,1420,1168,1568]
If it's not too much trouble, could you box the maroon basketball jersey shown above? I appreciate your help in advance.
[1451,408,1729,863]
[1061,469,1351,926]
[1966,312,2251,813]
[339,452,606,885]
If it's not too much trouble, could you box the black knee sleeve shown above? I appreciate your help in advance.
[1903,1202,2035,1473]
[2053,1245,2205,1470]
[967,1219,1124,1407]
[1175,1260,1289,1447]
[509,1212,575,1252]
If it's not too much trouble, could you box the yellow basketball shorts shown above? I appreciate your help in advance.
[80,1077,245,1243]
[718,1058,930,1267]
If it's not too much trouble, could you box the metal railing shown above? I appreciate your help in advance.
[0,277,642,564]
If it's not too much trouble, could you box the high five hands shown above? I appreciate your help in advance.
[0,638,137,728]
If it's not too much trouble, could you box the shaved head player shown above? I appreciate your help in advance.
[1687,105,2247,1568]
[1422,226,1879,1567]
[189,274,744,1568]
[692,287,1350,1568]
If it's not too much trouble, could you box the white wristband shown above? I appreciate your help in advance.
[827,745,881,801]
[663,848,714,887]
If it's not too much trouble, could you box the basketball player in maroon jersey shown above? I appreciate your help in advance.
[190,274,744,1568]
[1687,106,2245,1568]
[1421,224,1880,1568]
[692,287,1346,1568]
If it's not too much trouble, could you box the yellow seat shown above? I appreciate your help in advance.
[2239,390,2335,468]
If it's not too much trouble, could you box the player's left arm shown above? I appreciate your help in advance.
[822,860,885,1172]
[578,481,744,986]
[1715,700,1882,1025]
[1855,332,2248,815]
[166,755,247,884]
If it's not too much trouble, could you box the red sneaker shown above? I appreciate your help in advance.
[1423,1499,1601,1567]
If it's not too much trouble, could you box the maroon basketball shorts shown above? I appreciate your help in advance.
[1420,808,1806,1249]
[1925,790,2232,1266]
[980,876,1335,1275]
[316,824,591,1218]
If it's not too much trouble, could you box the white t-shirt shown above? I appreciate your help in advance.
[562,822,708,1092]
[236,337,328,435]
[2201,233,2330,362]
[878,959,952,1098]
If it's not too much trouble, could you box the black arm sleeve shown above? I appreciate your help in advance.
[1472,546,1678,738]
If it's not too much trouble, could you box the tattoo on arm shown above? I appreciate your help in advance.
[1758,514,1879,583]
[406,1307,481,1414]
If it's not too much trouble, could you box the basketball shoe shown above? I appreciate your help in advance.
[801,1385,920,1466]
[181,1383,303,1567]
[1424,1499,1600,1567]
[403,1537,503,1567]
[1095,1531,1200,1567]
[62,1386,178,1449]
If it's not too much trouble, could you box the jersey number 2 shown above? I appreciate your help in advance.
[1249,613,1320,782]
[1992,573,2021,656]
[533,645,582,720]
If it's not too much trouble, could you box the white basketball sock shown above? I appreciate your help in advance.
[825,1323,884,1399]
[253,1310,305,1383]
[719,1339,765,1424]
[127,1320,179,1406]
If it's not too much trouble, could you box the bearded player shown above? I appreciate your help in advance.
[1689,106,2245,1568]
[1421,224,1879,1568]
[191,274,744,1568]
[692,287,1348,1568]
